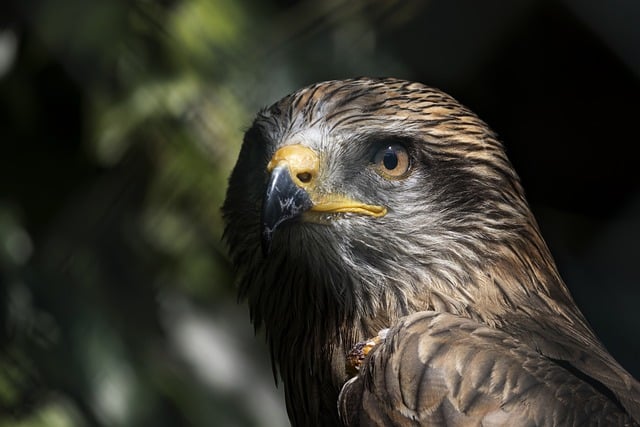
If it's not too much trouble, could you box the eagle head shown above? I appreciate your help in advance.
[222,77,576,425]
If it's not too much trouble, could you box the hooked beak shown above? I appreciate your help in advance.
[261,144,387,256]
[261,164,312,256]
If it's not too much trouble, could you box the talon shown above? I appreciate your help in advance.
[345,330,388,377]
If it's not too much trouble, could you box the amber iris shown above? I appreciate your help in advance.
[373,144,410,178]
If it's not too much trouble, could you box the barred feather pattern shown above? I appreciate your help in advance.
[222,77,640,426]
[339,311,636,426]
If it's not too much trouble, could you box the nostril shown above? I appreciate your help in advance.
[297,172,312,183]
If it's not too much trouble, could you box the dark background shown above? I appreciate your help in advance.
[1,0,638,425]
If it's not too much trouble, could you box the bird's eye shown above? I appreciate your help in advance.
[373,144,410,179]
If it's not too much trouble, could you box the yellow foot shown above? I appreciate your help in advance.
[345,329,389,377]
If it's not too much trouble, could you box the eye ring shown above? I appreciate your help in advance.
[373,144,411,179]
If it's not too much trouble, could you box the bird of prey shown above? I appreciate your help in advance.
[222,77,640,426]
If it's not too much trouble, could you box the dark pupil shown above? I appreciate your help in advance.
[383,149,398,170]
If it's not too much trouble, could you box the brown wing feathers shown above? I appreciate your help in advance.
[339,312,636,426]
